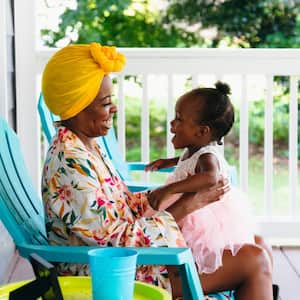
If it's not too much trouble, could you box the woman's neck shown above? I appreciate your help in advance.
[60,120,95,152]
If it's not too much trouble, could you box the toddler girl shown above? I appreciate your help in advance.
[146,82,258,274]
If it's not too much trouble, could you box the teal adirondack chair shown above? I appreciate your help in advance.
[0,116,236,300]
[37,94,238,191]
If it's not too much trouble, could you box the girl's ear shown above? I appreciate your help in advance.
[196,125,210,137]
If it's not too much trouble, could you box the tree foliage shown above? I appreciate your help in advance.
[41,0,300,48]
[41,0,199,47]
[164,0,300,47]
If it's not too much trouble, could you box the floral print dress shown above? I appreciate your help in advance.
[42,126,186,289]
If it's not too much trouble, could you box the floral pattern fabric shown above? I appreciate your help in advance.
[42,126,186,289]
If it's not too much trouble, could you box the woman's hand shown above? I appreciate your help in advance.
[147,185,172,211]
[192,177,230,209]
[145,157,178,172]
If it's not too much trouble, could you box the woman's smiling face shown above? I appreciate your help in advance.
[72,75,117,138]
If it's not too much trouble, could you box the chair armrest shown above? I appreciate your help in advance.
[18,244,191,265]
[18,244,204,299]
[127,162,175,173]
[125,162,175,192]
[228,165,238,187]
[125,180,160,192]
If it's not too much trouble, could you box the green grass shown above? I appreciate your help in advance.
[247,156,300,217]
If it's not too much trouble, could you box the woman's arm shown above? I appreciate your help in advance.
[44,150,183,248]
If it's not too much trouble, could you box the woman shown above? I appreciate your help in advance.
[41,43,273,299]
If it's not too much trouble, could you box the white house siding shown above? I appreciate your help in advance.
[0,0,17,284]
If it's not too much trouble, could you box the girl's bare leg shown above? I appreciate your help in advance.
[201,245,273,300]
[168,244,273,300]
[254,234,273,267]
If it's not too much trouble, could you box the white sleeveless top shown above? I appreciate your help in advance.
[169,143,256,275]
[171,142,230,183]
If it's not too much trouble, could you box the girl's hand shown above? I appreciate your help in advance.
[145,158,178,172]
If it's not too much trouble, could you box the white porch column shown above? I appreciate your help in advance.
[0,0,8,120]
[14,0,40,189]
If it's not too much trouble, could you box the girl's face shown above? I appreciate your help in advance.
[72,75,117,137]
[170,95,206,151]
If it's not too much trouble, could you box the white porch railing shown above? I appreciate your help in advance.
[15,47,300,240]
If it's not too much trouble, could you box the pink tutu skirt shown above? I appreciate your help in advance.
[178,187,256,274]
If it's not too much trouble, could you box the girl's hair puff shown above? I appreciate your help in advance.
[190,81,234,145]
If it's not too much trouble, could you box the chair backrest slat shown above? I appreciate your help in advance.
[6,129,44,214]
[0,118,47,245]
[0,194,28,244]
[102,129,131,181]
[37,93,58,142]
[0,180,25,223]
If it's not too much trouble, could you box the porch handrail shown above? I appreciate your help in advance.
[37,47,300,75]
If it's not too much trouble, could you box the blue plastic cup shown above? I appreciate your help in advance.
[88,248,138,300]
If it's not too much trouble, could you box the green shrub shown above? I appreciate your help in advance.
[120,96,167,161]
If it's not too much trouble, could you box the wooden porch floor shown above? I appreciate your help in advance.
[3,246,300,299]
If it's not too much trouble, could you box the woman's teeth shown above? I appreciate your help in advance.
[102,119,112,128]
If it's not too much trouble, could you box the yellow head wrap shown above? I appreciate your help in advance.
[42,43,126,120]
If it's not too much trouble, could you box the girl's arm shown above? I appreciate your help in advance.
[148,153,220,210]
[166,178,229,222]
[169,153,219,193]
[145,157,179,172]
